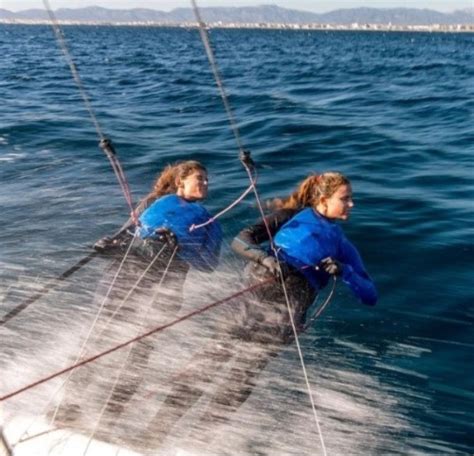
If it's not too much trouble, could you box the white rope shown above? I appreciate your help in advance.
[9,237,137,449]
[48,236,138,423]
[84,245,179,454]
[276,264,328,456]
[250,180,329,455]
[43,0,138,222]
[96,241,169,333]
[303,276,337,331]
[189,182,254,232]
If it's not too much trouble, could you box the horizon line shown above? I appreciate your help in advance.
[3,5,472,14]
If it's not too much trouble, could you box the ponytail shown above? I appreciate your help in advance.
[268,172,350,211]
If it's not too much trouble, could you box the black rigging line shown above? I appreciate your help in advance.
[0,252,98,326]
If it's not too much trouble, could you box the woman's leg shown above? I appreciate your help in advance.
[139,338,235,450]
[190,268,317,443]
[92,253,188,433]
[195,341,279,437]
[53,246,185,431]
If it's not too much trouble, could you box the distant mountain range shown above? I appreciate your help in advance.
[1,5,472,25]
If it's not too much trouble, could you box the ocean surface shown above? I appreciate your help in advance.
[0,25,473,455]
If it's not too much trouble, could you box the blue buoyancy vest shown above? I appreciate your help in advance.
[274,208,377,305]
[274,208,342,268]
[137,194,222,270]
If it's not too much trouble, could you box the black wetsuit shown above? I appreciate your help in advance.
[94,232,189,421]
[230,208,317,340]
[137,209,318,451]
[52,228,188,433]
[53,196,221,440]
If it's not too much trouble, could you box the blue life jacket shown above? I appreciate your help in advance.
[274,208,377,305]
[137,194,222,271]
[274,208,342,268]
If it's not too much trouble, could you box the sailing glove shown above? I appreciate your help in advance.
[319,257,343,276]
[155,227,178,248]
[261,255,288,278]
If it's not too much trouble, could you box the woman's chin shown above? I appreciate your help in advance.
[187,194,206,201]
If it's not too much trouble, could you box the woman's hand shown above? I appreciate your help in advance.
[319,257,343,276]
[261,256,288,278]
[93,236,115,252]
[155,227,178,248]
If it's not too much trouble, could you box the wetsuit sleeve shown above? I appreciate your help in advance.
[231,209,297,263]
[338,237,378,306]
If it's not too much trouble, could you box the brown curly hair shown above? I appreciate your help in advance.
[137,160,207,212]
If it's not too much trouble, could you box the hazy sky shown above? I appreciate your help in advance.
[2,0,472,13]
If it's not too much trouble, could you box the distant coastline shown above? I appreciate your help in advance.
[1,20,473,33]
[1,5,472,32]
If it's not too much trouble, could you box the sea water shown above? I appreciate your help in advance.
[0,25,473,455]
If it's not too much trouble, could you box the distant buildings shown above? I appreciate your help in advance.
[0,19,473,33]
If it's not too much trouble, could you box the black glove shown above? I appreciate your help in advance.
[93,236,117,253]
[93,230,133,254]
[260,255,288,278]
[154,227,178,248]
[319,257,343,276]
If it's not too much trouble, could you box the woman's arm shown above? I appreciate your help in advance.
[231,209,297,263]
[338,238,378,306]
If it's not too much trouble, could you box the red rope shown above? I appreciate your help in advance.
[0,277,274,403]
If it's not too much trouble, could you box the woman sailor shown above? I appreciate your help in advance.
[54,160,222,434]
[136,171,376,451]
[95,159,222,278]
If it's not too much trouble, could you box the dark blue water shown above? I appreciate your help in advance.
[1,25,473,455]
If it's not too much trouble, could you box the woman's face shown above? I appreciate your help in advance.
[319,184,354,220]
[176,169,208,201]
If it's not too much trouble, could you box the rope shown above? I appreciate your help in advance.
[278,270,327,455]
[0,427,12,456]
[84,244,179,453]
[0,277,275,403]
[190,0,246,155]
[48,236,138,425]
[187,0,260,233]
[303,276,337,331]
[190,1,274,244]
[42,0,137,224]
[190,3,327,453]
[7,237,138,449]
[190,182,254,232]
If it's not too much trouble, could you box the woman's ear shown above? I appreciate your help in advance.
[175,177,183,188]
[318,195,328,214]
